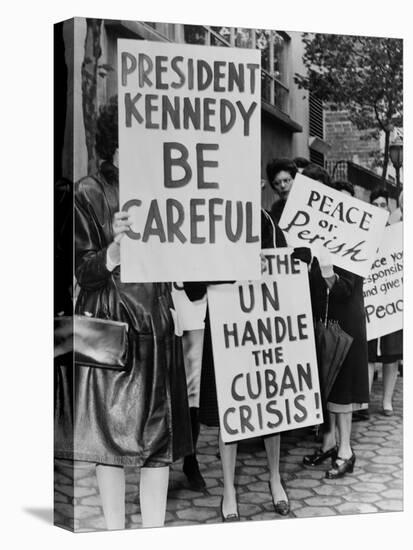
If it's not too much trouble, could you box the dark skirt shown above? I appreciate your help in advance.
[199,311,220,427]
[368,330,403,364]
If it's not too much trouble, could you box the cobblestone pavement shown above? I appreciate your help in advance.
[54,376,403,532]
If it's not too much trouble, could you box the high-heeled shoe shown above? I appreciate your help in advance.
[220,496,240,522]
[325,452,356,479]
[303,446,338,467]
[268,480,290,516]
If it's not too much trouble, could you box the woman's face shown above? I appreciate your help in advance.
[372,196,389,212]
[272,170,294,200]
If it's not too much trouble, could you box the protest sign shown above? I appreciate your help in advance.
[207,249,322,443]
[118,39,261,282]
[363,222,403,341]
[279,174,389,277]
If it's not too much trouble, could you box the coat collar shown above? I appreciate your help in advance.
[99,161,118,186]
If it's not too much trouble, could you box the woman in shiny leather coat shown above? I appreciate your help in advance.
[55,99,192,529]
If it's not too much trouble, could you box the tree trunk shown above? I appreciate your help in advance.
[81,19,102,175]
[381,129,390,181]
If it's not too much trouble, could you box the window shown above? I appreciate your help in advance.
[183,25,290,113]
[142,22,177,42]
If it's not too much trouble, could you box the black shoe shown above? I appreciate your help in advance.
[303,446,338,467]
[183,455,206,490]
[325,453,356,479]
[268,480,290,516]
[220,496,240,522]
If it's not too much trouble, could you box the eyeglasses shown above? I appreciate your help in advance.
[273,176,292,186]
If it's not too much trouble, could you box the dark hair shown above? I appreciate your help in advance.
[333,179,355,196]
[293,157,311,170]
[370,187,389,204]
[95,96,118,162]
[266,158,298,187]
[302,164,331,187]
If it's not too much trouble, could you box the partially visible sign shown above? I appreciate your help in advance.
[279,174,389,277]
[363,223,403,341]
[207,249,322,443]
[118,39,261,282]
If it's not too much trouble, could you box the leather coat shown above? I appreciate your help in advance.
[55,161,192,466]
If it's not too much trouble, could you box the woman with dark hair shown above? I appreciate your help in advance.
[302,164,332,187]
[302,178,369,479]
[293,156,311,173]
[55,97,192,529]
[266,158,298,223]
[333,179,356,196]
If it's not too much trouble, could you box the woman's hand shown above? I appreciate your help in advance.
[318,247,336,289]
[260,252,269,275]
[113,211,133,243]
[107,212,133,269]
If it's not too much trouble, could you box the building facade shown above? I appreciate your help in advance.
[56,18,330,210]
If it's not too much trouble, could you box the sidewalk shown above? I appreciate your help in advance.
[54,376,403,531]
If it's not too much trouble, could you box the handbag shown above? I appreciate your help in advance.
[54,314,129,370]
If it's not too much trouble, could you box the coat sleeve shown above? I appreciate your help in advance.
[74,183,112,291]
[329,267,357,302]
[309,259,357,314]
[183,282,208,302]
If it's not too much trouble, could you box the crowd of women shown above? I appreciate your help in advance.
[54,99,402,530]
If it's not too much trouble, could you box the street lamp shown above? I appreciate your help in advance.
[389,138,403,205]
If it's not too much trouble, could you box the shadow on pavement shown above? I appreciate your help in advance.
[23,507,53,524]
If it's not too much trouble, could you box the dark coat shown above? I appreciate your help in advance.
[269,199,286,225]
[54,161,192,466]
[368,331,403,364]
[310,260,369,405]
[185,210,287,427]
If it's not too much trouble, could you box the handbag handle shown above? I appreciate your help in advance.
[262,209,277,249]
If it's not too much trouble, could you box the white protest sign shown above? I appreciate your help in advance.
[279,174,389,277]
[118,40,261,282]
[207,249,322,443]
[363,222,403,341]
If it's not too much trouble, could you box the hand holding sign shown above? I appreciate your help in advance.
[317,246,334,279]
[107,211,133,267]
[113,211,133,243]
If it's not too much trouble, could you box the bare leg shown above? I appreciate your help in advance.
[218,431,238,516]
[368,362,377,394]
[382,361,399,411]
[264,434,287,501]
[336,412,353,459]
[95,464,125,530]
[139,466,169,528]
[322,412,337,451]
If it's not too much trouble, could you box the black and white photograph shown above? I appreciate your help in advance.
[53,14,404,533]
[2,1,410,549]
